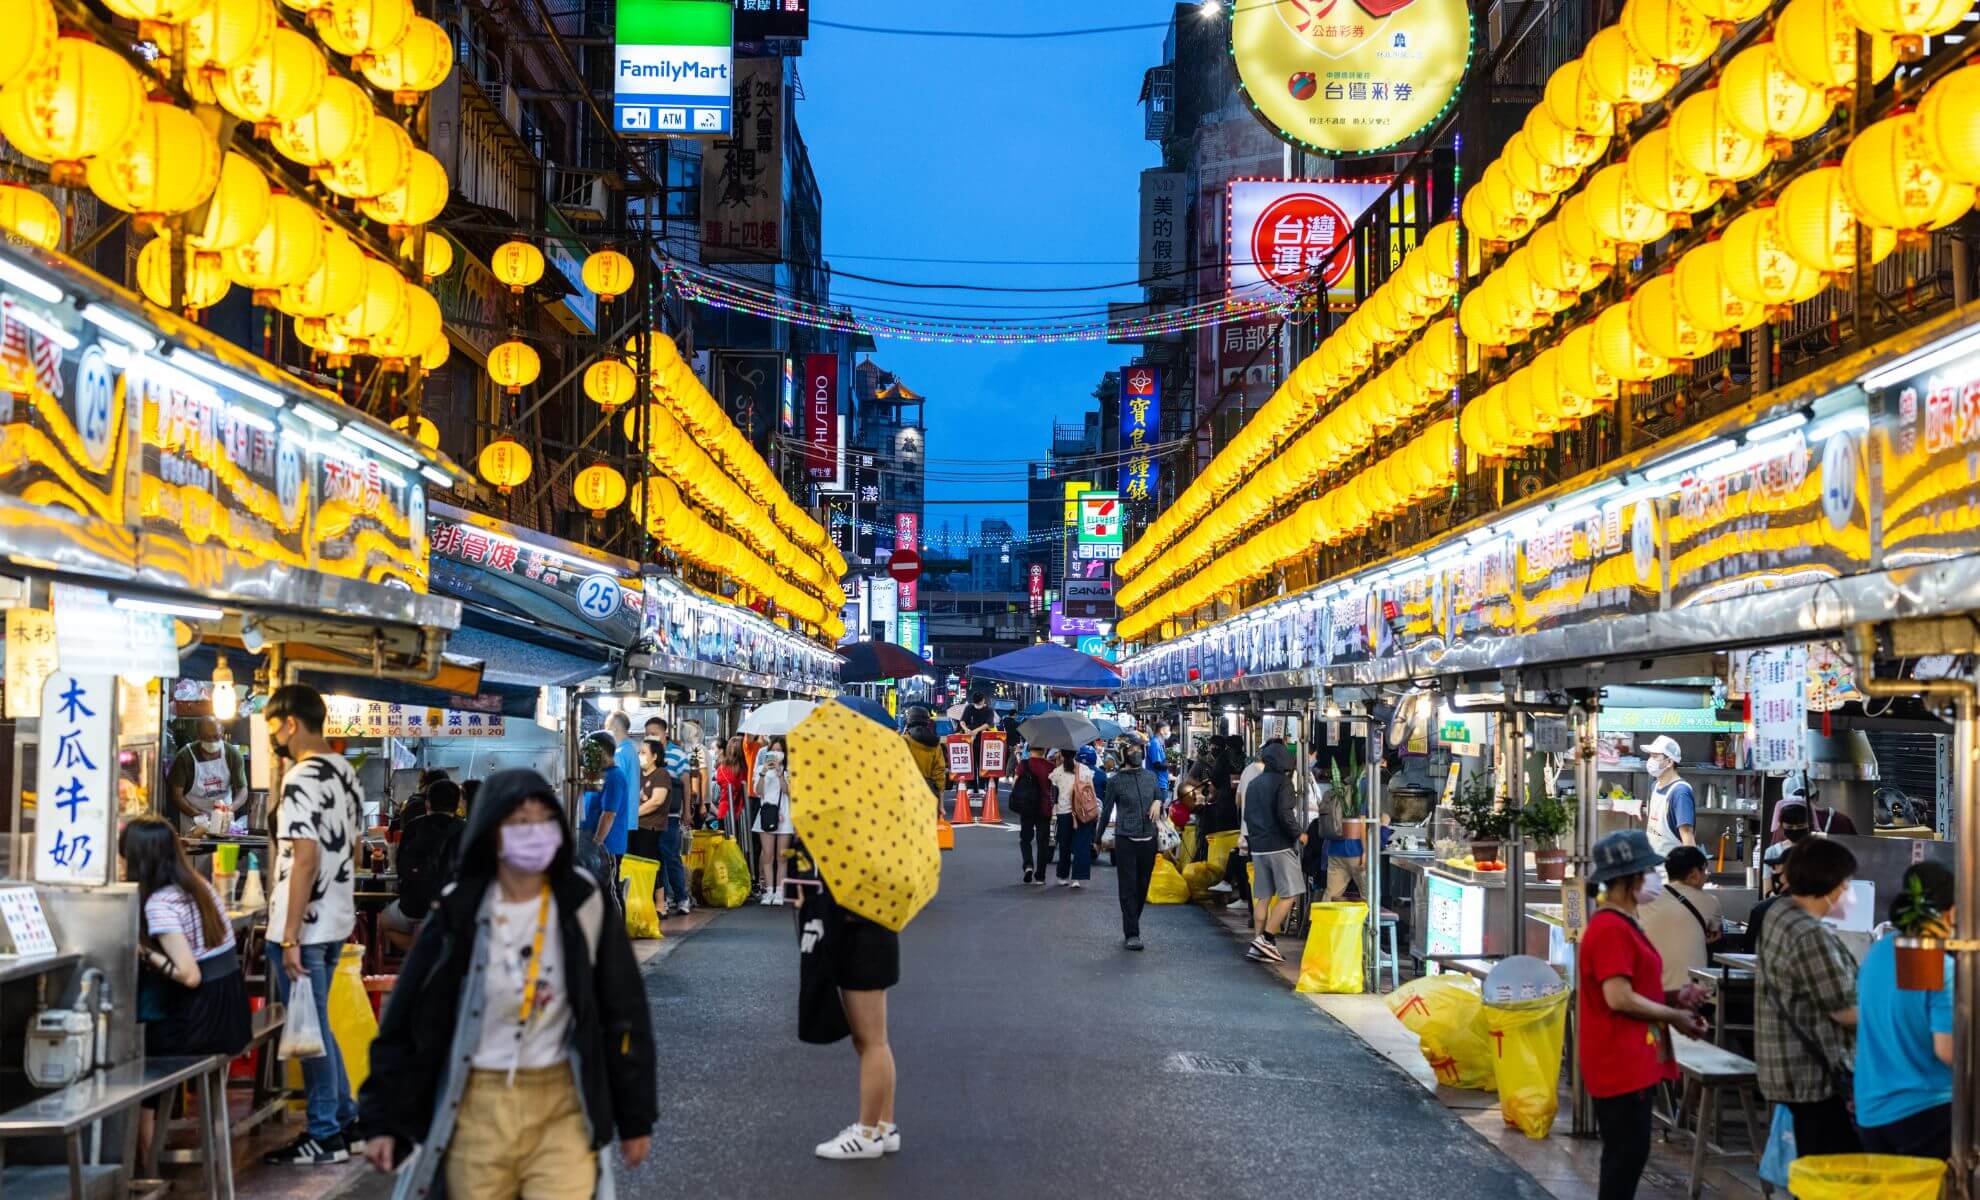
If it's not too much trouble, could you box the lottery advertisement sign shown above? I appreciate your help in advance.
[1231,0,1473,157]
[1226,178,1393,307]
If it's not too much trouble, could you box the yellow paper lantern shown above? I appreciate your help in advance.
[226,192,323,301]
[1461,186,1516,245]
[1556,192,1619,272]
[359,16,452,102]
[1582,163,1674,247]
[1719,205,1826,308]
[573,464,628,517]
[1543,60,1614,134]
[1628,272,1713,361]
[1593,301,1670,383]
[358,148,447,231]
[1483,159,1555,228]
[1622,0,1720,67]
[1673,239,1768,334]
[477,438,533,493]
[315,0,411,66]
[582,249,635,301]
[1627,126,1716,215]
[1584,27,1673,111]
[1775,164,1898,274]
[1506,366,1561,437]
[390,413,439,448]
[1841,113,1976,237]
[419,332,450,370]
[0,38,145,186]
[1671,88,1773,183]
[270,75,373,167]
[0,184,60,250]
[369,284,440,362]
[184,0,277,78]
[213,27,326,132]
[277,225,364,318]
[1839,0,1969,58]
[414,230,453,280]
[1525,346,1577,423]
[1718,41,1834,155]
[488,340,541,394]
[87,101,221,226]
[584,358,638,410]
[330,256,406,352]
[137,236,230,312]
[1524,104,1611,171]
[321,118,412,200]
[493,240,545,294]
[1776,0,1898,98]
[1681,0,1772,31]
[1526,220,1590,295]
[1503,245,1571,315]
[0,0,57,92]
[1504,131,1578,198]
[1917,64,1980,187]
[1557,322,1621,401]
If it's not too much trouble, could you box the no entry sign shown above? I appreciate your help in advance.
[889,546,922,583]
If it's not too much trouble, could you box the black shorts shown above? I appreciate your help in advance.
[833,914,900,992]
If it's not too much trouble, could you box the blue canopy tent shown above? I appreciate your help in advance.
[967,643,1122,692]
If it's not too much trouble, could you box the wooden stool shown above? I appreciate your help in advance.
[1656,1034,1763,1200]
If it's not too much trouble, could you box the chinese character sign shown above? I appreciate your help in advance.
[1138,170,1184,287]
[1226,179,1394,307]
[5,607,56,718]
[698,56,784,261]
[1749,646,1807,772]
[1120,365,1161,504]
[944,734,974,781]
[1028,563,1045,615]
[34,673,115,885]
[895,512,918,611]
[805,353,837,480]
[978,733,1006,778]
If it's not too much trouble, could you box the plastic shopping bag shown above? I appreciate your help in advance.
[1759,1105,1796,1190]
[619,855,663,939]
[1147,855,1191,904]
[1295,902,1366,994]
[1788,1154,1947,1200]
[329,946,378,1095]
[1483,992,1570,1138]
[1385,976,1497,1091]
[1181,861,1220,900]
[278,974,325,1060]
[700,836,752,908]
[1205,830,1240,875]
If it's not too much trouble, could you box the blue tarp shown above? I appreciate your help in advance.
[968,643,1121,691]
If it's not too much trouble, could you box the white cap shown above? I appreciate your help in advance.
[1639,735,1682,763]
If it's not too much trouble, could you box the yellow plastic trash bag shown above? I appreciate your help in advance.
[699,835,752,908]
[1484,991,1569,1138]
[1178,824,1199,868]
[1181,860,1219,900]
[1789,1154,1946,1200]
[1295,902,1365,994]
[1385,975,1498,1091]
[1206,830,1240,874]
[286,944,379,1102]
[1148,855,1191,904]
[619,855,663,940]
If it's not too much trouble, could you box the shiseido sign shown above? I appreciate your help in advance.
[805,353,837,480]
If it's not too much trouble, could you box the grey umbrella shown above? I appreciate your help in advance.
[1019,712,1102,751]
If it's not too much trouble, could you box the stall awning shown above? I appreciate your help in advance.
[968,643,1123,691]
[444,620,614,689]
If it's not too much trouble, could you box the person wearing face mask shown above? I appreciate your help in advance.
[356,768,656,1198]
[1578,830,1711,1200]
[167,715,248,833]
[261,685,367,1166]
[1637,736,1696,858]
[1755,836,1862,1156]
[1742,839,1794,953]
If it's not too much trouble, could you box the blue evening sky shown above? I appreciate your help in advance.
[797,3,1168,542]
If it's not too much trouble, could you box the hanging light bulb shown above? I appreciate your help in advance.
[211,658,238,721]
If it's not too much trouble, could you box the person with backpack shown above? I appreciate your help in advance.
[356,768,655,1196]
[1048,749,1100,888]
[382,780,465,952]
[900,706,949,806]
[1105,744,1163,950]
[1241,739,1304,963]
[1010,745,1054,885]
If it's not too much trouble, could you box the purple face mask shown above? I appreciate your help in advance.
[498,821,562,873]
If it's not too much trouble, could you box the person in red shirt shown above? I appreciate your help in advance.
[1578,830,1710,1200]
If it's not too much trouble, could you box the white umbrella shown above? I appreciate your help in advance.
[739,699,818,736]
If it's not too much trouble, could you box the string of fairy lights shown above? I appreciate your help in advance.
[828,514,1073,549]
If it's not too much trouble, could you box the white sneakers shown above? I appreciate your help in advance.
[815,1122,900,1160]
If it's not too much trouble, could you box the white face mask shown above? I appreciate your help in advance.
[1827,885,1852,923]
[200,739,223,754]
[1647,755,1672,775]
[1633,873,1666,904]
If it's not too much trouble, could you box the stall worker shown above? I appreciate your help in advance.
[1638,736,1696,855]
[168,715,248,833]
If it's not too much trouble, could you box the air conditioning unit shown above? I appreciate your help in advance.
[549,167,609,222]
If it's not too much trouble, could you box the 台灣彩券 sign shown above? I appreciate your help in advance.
[1226,178,1394,307]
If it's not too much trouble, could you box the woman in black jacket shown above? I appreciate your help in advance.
[356,768,656,1199]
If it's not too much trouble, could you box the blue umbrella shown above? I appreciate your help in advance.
[1092,718,1126,740]
[833,694,896,729]
[839,640,935,684]
[1016,701,1066,719]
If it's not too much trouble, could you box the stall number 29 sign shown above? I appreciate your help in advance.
[576,574,622,622]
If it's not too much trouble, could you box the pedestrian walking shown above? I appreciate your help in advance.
[1241,738,1303,962]
[1577,830,1711,1200]
[1756,836,1863,1155]
[1048,749,1099,888]
[753,737,792,905]
[1106,744,1163,949]
[1012,745,1054,885]
[1855,861,1956,1158]
[643,738,693,917]
[577,731,630,899]
[261,684,366,1166]
[899,706,949,807]
[795,833,904,1161]
[715,736,748,839]
[356,768,655,1197]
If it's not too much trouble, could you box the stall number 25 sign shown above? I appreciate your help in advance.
[577,574,623,622]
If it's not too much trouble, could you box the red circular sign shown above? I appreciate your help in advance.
[888,546,922,583]
[1250,192,1354,292]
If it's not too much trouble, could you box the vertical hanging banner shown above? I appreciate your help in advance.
[805,353,838,480]
[1226,178,1395,308]
[1028,563,1046,615]
[1139,170,1185,291]
[699,57,784,262]
[613,0,735,136]
[34,672,116,886]
[895,511,919,611]
[1120,365,1161,504]
[715,351,782,457]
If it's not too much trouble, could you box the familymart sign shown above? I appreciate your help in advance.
[614,0,733,135]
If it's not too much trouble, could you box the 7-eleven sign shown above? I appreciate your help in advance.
[1079,492,1122,546]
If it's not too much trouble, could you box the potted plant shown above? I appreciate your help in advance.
[1521,791,1573,882]
[1453,772,1517,865]
[1891,872,1950,991]
[1330,754,1367,840]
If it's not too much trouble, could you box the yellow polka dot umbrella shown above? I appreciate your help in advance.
[787,701,941,932]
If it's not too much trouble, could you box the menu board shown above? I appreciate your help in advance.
[1513,502,1660,633]
[1665,428,1870,609]
[1446,535,1518,642]
[323,697,505,738]
[136,368,313,569]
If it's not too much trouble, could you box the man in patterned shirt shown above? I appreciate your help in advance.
[261,684,366,1167]
[1755,836,1863,1155]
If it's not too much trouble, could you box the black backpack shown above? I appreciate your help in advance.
[397,812,464,916]
[1008,768,1041,818]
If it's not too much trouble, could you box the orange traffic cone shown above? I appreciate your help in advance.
[950,780,975,825]
[979,779,1002,824]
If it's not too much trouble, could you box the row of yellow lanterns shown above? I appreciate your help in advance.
[1119,0,1978,638]
[631,477,837,628]
[1118,422,1459,641]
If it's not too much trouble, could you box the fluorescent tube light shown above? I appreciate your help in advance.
[4,303,77,350]
[228,405,274,433]
[166,347,285,407]
[1642,439,1737,482]
[292,404,341,432]
[1745,411,1809,442]
[421,466,453,489]
[341,424,422,471]
[1805,407,1870,444]
[114,596,225,622]
[0,259,64,304]
[79,303,158,351]
[1861,328,1980,391]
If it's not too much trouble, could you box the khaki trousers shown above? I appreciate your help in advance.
[446,1065,598,1200]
